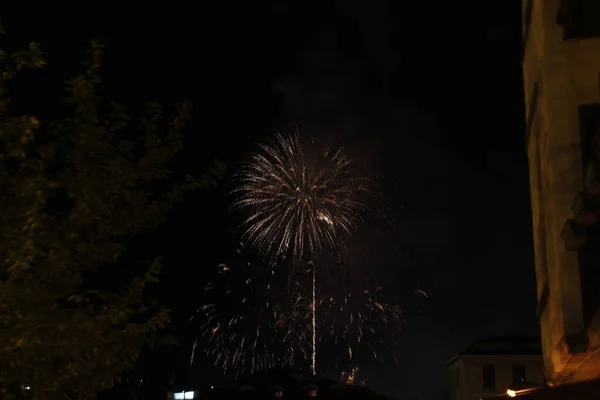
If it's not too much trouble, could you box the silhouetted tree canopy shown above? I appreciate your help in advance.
[0,28,224,400]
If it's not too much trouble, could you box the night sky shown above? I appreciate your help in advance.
[4,2,539,399]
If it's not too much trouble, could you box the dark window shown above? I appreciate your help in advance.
[559,0,600,40]
[578,223,600,327]
[512,365,526,384]
[482,365,496,390]
[578,103,600,169]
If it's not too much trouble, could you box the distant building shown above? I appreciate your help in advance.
[521,0,600,385]
[445,337,544,400]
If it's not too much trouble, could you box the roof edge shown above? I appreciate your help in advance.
[445,353,542,368]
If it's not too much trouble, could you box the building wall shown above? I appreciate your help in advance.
[522,0,600,383]
[449,356,544,400]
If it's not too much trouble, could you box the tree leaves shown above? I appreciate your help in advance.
[0,35,224,399]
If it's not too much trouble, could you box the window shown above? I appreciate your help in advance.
[559,0,600,40]
[173,392,195,400]
[304,385,318,397]
[512,365,526,384]
[578,223,600,327]
[271,385,285,398]
[577,103,600,170]
[482,365,496,390]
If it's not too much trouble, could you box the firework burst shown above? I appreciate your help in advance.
[232,130,364,262]
[192,260,310,376]
[317,279,402,367]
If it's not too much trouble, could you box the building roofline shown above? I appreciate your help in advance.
[445,353,542,367]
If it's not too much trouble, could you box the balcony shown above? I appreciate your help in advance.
[571,191,600,225]
[561,219,587,250]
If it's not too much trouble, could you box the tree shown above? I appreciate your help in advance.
[0,32,224,399]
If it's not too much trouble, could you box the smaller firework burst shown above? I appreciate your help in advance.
[341,366,366,386]
[192,258,310,376]
[315,269,403,368]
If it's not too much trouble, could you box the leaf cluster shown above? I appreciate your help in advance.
[0,30,224,400]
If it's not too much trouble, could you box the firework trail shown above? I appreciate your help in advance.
[191,261,310,376]
[232,130,365,374]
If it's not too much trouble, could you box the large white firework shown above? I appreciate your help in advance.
[232,130,363,262]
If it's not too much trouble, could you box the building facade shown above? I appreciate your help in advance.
[522,0,600,384]
[446,338,544,400]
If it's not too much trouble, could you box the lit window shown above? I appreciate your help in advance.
[174,391,195,400]
[308,389,317,397]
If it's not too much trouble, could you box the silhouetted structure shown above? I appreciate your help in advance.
[194,369,393,399]
[522,0,600,385]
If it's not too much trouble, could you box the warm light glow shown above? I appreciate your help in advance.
[174,391,195,400]
[308,389,318,397]
[506,387,539,397]
[341,366,359,385]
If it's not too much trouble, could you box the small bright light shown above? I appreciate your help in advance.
[174,392,184,400]
[507,389,516,397]
[184,391,195,399]
[22,386,31,391]
[210,385,214,390]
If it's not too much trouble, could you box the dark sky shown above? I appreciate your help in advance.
[4,2,539,399]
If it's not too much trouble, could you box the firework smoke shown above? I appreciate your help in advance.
[192,261,309,376]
